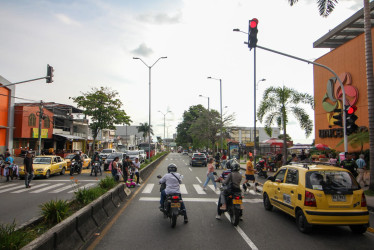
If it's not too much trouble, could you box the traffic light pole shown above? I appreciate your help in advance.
[254,44,348,153]
[0,77,48,87]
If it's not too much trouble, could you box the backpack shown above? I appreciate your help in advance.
[108,161,113,171]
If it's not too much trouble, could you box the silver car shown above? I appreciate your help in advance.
[127,150,141,162]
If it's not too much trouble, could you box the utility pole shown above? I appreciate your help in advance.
[37,101,44,156]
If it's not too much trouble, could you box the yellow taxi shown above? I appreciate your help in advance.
[64,153,91,169]
[262,163,370,234]
[19,155,68,179]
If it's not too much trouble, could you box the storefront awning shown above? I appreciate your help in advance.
[53,134,86,140]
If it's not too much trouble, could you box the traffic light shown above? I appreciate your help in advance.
[46,64,54,83]
[332,108,343,127]
[345,105,358,135]
[248,18,258,50]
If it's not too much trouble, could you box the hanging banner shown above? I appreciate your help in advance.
[32,128,48,138]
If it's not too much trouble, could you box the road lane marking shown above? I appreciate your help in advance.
[0,184,26,193]
[11,183,49,193]
[208,185,220,194]
[189,167,192,171]
[195,177,202,183]
[139,197,262,203]
[30,183,65,193]
[49,185,75,193]
[193,184,206,194]
[180,184,188,194]
[36,180,100,182]
[142,184,154,193]
[0,183,18,188]
[67,183,95,193]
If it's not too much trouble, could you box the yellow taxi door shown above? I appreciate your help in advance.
[281,168,299,216]
[51,157,59,174]
[271,168,287,209]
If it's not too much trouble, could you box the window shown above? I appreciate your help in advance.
[44,116,50,128]
[28,114,36,126]
[274,169,287,183]
[285,168,299,185]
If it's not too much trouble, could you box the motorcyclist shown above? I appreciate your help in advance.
[71,151,83,171]
[90,152,102,176]
[159,164,188,223]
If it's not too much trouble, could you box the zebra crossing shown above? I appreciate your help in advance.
[0,181,97,194]
[141,183,263,196]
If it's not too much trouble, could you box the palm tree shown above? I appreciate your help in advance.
[258,86,314,163]
[336,130,369,153]
[137,122,153,142]
[289,0,374,191]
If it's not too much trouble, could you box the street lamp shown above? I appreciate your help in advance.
[254,78,266,164]
[207,76,223,153]
[158,110,171,141]
[198,94,210,111]
[133,56,167,159]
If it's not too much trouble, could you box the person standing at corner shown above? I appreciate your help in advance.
[243,156,256,192]
[24,152,34,188]
[111,157,120,182]
[121,156,131,183]
[202,158,218,191]
[133,157,141,186]
[356,154,366,187]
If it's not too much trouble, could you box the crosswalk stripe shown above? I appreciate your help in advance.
[195,177,202,184]
[0,183,18,188]
[12,184,49,193]
[208,185,220,194]
[142,184,154,194]
[67,183,95,193]
[49,185,75,193]
[30,183,65,193]
[180,184,188,194]
[193,184,206,194]
[0,184,25,193]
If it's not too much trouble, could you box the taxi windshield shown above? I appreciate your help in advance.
[33,157,51,164]
[305,170,360,193]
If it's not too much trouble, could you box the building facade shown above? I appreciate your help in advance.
[0,76,15,154]
[229,126,280,146]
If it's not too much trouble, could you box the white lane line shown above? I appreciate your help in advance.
[0,184,25,193]
[193,184,206,194]
[142,184,154,194]
[208,185,220,194]
[243,199,262,203]
[139,197,262,203]
[30,183,65,193]
[222,205,258,250]
[0,183,18,188]
[49,185,75,193]
[180,184,188,194]
[38,180,100,182]
[195,177,202,183]
[68,183,95,193]
[189,167,192,172]
[11,183,49,193]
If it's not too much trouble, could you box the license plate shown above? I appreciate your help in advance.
[332,194,346,202]
[171,203,181,208]
[233,199,242,205]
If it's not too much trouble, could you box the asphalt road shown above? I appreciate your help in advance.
[0,167,110,225]
[87,153,374,250]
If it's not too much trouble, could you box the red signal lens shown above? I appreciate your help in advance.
[347,105,357,115]
[250,20,257,29]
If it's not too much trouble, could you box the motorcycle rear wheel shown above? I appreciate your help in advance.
[170,214,177,228]
[230,207,240,226]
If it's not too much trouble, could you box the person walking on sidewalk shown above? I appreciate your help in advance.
[356,154,366,187]
[202,158,218,191]
[24,152,34,188]
[133,157,141,186]
[243,156,256,192]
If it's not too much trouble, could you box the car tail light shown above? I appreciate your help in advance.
[304,190,317,207]
[361,193,367,207]
[172,196,179,200]
[235,196,240,200]
[192,158,195,160]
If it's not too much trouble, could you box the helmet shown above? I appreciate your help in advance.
[167,163,177,173]
[226,159,239,170]
[232,162,240,172]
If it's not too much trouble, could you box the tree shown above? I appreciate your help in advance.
[336,130,369,153]
[289,0,374,191]
[137,122,153,142]
[71,86,131,155]
[278,134,292,142]
[257,86,314,163]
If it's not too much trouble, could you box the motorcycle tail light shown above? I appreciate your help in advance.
[228,195,232,198]
[172,196,179,200]
[235,196,240,200]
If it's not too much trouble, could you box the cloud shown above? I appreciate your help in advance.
[136,11,182,24]
[55,13,80,26]
[131,43,153,57]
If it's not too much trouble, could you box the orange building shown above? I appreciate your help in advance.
[0,75,15,154]
[313,3,373,152]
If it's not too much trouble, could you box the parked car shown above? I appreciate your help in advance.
[99,149,116,161]
[104,152,126,171]
[262,163,370,234]
[138,150,146,162]
[182,150,189,155]
[64,153,91,170]
[190,153,207,167]
[127,150,141,162]
[19,155,67,179]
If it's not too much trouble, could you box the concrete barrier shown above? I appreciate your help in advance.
[118,185,127,201]
[91,198,107,227]
[112,186,121,207]
[54,217,84,250]
[102,192,116,217]
[76,205,97,242]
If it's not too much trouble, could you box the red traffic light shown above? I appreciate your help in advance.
[250,18,258,28]
[347,105,357,115]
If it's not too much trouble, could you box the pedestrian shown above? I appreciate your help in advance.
[243,156,256,192]
[24,152,34,188]
[202,158,218,191]
[221,152,227,169]
[356,154,366,187]
[133,157,141,186]
[111,157,120,182]
[341,153,358,177]
[121,156,131,183]
[4,153,14,181]
[214,152,220,169]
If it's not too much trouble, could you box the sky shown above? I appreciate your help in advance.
[0,0,366,144]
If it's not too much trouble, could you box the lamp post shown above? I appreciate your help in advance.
[254,78,266,164]
[158,110,171,141]
[198,94,210,111]
[133,56,167,159]
[207,76,223,153]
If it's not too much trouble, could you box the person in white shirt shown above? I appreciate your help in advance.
[132,158,141,186]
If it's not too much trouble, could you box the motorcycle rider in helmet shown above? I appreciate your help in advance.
[71,151,83,170]
[215,159,242,219]
[159,164,188,223]
[90,152,102,176]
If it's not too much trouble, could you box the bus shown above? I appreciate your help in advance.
[138,143,157,158]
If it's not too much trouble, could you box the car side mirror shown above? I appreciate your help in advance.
[157,175,162,179]
[275,179,282,183]
[267,176,275,182]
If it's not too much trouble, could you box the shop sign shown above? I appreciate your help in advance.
[319,126,367,138]
[32,128,48,138]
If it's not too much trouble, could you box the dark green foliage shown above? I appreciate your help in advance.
[40,199,71,225]
[75,187,106,205]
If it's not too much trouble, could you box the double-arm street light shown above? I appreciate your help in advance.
[207,76,223,153]
[158,110,171,141]
[198,94,210,111]
[133,56,167,159]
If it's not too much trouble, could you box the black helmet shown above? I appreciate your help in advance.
[232,162,240,172]
[167,163,177,173]
[226,159,239,170]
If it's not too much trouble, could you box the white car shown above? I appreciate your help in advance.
[138,150,146,162]
[99,149,116,161]
[127,150,141,162]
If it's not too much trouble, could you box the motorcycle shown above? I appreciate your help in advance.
[70,161,82,176]
[256,160,268,179]
[224,191,243,226]
[157,175,186,228]
[92,162,101,177]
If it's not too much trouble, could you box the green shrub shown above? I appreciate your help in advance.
[75,187,105,205]
[99,176,117,190]
[40,199,71,225]
[0,221,35,250]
